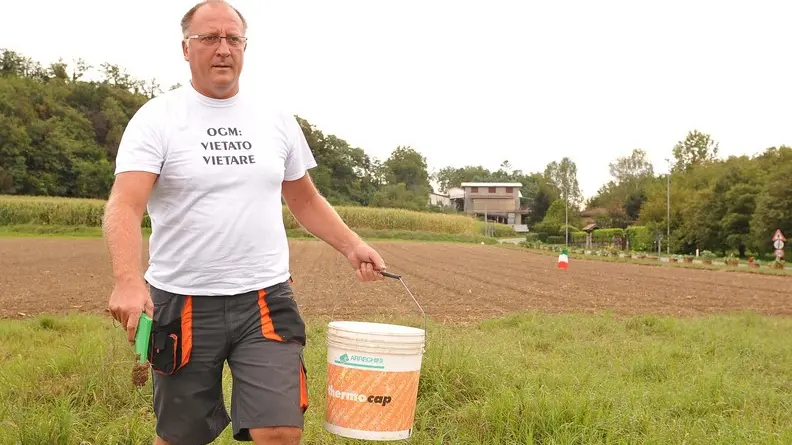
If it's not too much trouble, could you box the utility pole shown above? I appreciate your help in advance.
[484,203,488,237]
[665,158,671,255]
[564,189,569,246]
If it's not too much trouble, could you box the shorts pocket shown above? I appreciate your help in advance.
[148,295,193,375]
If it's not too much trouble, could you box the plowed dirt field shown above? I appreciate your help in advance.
[1,238,790,321]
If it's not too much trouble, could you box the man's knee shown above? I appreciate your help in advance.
[249,426,302,445]
[154,436,171,445]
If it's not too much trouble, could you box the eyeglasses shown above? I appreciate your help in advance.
[185,34,248,47]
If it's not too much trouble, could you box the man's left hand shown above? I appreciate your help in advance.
[346,242,387,282]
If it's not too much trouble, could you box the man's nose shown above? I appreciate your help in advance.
[215,37,232,56]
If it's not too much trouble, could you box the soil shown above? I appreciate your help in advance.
[132,355,150,387]
[1,238,791,323]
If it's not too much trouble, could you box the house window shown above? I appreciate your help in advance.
[488,187,496,193]
[471,187,478,193]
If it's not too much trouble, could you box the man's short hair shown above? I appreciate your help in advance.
[181,0,248,37]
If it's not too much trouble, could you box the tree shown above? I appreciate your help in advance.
[70,58,92,82]
[382,146,430,192]
[372,146,432,210]
[295,116,378,206]
[751,159,792,255]
[609,148,654,185]
[544,157,582,244]
[544,158,582,208]
[433,165,492,193]
[672,130,719,172]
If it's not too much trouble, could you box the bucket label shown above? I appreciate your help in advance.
[334,353,385,370]
[325,363,420,432]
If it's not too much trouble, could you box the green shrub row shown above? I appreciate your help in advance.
[528,226,661,251]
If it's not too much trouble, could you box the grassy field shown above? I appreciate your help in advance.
[0,195,517,238]
[0,224,502,245]
[2,312,791,444]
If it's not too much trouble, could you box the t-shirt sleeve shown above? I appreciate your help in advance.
[114,101,165,175]
[283,113,318,181]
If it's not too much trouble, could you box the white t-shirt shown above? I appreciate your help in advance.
[114,83,317,296]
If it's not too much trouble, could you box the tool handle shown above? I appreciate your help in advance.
[134,313,153,363]
[379,271,401,279]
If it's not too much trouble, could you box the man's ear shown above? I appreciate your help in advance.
[182,40,189,61]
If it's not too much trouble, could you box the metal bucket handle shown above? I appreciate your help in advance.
[379,271,427,345]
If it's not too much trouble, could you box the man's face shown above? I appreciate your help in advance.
[182,3,246,98]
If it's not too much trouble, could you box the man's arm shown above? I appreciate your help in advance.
[103,172,156,284]
[281,173,361,257]
[282,173,386,281]
[102,171,158,341]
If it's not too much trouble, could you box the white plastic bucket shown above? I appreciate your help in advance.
[324,320,426,441]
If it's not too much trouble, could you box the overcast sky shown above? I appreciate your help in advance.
[3,0,791,198]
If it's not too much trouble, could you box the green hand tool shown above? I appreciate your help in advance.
[134,313,153,362]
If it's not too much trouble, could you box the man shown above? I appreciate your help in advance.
[102,1,387,444]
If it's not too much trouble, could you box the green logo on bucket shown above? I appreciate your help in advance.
[334,353,385,369]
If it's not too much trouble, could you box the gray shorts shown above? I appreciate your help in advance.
[147,279,308,444]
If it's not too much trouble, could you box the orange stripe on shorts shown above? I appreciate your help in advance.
[257,289,285,342]
[300,362,309,412]
[180,295,193,370]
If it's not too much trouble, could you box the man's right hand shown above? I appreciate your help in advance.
[108,280,154,344]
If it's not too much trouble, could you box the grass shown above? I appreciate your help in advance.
[2,312,791,444]
[0,224,501,245]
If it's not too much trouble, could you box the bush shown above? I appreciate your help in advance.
[560,224,580,234]
[626,226,653,252]
[592,228,625,244]
[476,222,517,237]
[570,231,587,244]
[547,235,565,245]
[532,221,561,235]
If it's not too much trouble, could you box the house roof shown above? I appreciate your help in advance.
[460,182,523,187]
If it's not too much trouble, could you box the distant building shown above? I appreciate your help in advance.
[460,182,530,230]
[447,187,465,211]
[427,187,466,211]
[428,191,451,208]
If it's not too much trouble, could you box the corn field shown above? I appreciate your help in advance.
[0,195,515,236]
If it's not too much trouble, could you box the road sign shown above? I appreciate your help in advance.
[775,240,785,250]
[776,249,785,259]
[773,229,786,242]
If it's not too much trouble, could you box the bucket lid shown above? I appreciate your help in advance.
[329,321,424,337]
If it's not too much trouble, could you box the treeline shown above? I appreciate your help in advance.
[0,49,571,222]
[574,135,790,257]
[1,49,790,256]
[0,49,439,211]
